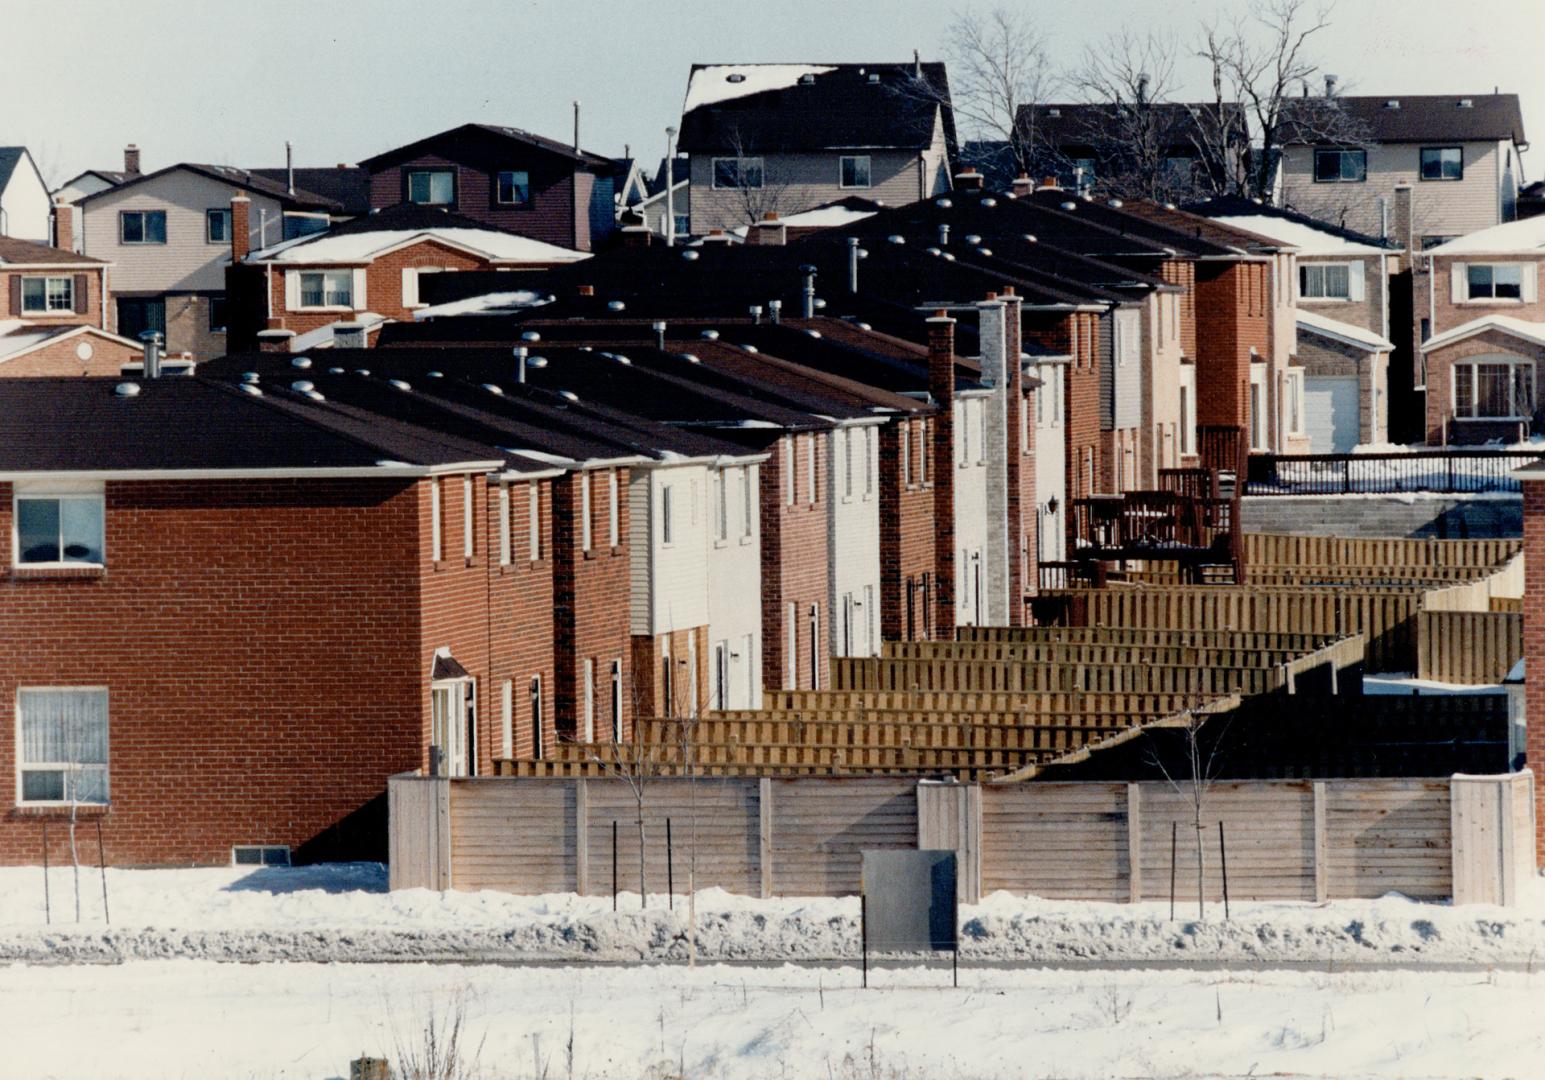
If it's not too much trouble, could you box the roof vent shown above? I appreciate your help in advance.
[241,371,260,384]
[867,72,880,84]
[290,380,314,392]
[1060,201,1077,211]
[804,329,822,338]
[427,370,444,378]
[814,298,826,309]
[682,250,700,260]
[799,74,815,85]
[607,300,626,311]
[302,390,325,402]
[291,357,312,369]
[701,329,720,340]
[238,384,262,397]
[965,234,982,245]
[114,382,140,398]
[388,379,411,391]
[528,356,548,368]
[482,383,503,395]
[887,234,906,244]
[559,390,580,402]
[727,73,746,83]
[612,354,632,365]
[978,248,992,257]
[855,321,872,331]
[1048,107,1061,118]
[940,253,955,262]
[1108,198,1124,208]
[741,344,760,354]
[328,366,344,375]
[353,368,370,377]
[1023,233,1038,243]
[1384,99,1400,109]
[926,246,941,256]
[521,331,541,342]
[1163,202,1178,210]
[981,197,997,208]
[678,353,701,364]
[1459,98,1474,108]
[936,198,953,209]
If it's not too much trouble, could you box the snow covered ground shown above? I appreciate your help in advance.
[4,864,1545,968]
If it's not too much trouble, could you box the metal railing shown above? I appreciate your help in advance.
[1245,450,1545,496]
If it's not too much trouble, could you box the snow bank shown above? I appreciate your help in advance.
[4,864,1545,968]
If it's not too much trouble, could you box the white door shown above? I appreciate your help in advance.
[430,681,470,776]
[1304,376,1359,453]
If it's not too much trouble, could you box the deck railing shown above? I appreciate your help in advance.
[1245,450,1544,496]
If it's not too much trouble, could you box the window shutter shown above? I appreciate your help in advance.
[1524,264,1539,303]
[73,274,89,313]
[284,270,300,310]
[401,267,418,307]
[8,275,20,315]
[1346,261,1365,302]
[1451,262,1466,303]
[352,268,368,310]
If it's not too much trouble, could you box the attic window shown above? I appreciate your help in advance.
[726,73,746,84]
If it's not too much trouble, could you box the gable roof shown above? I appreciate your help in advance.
[1423,215,1545,256]
[0,237,107,266]
[76,162,343,211]
[0,322,138,365]
[1185,195,1399,254]
[677,62,956,157]
[246,204,588,264]
[357,123,616,172]
[248,167,371,214]
[0,147,42,194]
[1296,310,1394,352]
[1420,313,1545,353]
[1279,93,1525,145]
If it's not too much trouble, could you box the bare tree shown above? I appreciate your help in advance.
[1147,706,1235,921]
[718,129,807,229]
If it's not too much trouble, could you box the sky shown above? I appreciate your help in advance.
[5,0,1545,185]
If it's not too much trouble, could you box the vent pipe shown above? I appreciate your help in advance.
[1324,73,1338,97]
[139,330,163,379]
[749,304,763,325]
[664,126,678,248]
[769,299,782,325]
[937,223,950,246]
[847,237,861,293]
[285,141,294,195]
[798,264,817,319]
[652,320,667,350]
[1137,72,1151,104]
[515,345,528,383]
[573,100,581,151]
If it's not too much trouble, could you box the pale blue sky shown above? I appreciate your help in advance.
[4,0,1543,184]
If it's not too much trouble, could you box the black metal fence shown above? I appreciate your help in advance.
[1245,451,1545,496]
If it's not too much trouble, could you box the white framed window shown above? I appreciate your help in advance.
[660,483,674,545]
[1283,369,1306,437]
[582,658,595,741]
[711,157,763,189]
[1462,263,1528,302]
[297,270,353,309]
[805,435,816,504]
[741,466,754,538]
[713,468,728,541]
[528,484,541,560]
[1453,359,1536,420]
[408,169,455,205]
[842,430,853,498]
[529,676,544,757]
[713,642,728,710]
[232,845,290,866]
[976,400,987,464]
[21,276,75,314]
[462,476,474,558]
[609,660,622,741]
[14,491,104,567]
[580,472,592,551]
[206,208,231,244]
[498,483,511,565]
[864,427,875,496]
[1420,146,1463,181]
[119,210,166,244]
[496,170,530,205]
[1178,367,1196,457]
[901,423,911,486]
[783,439,795,506]
[429,479,443,562]
[607,470,619,548]
[839,155,872,188]
[808,604,820,690]
[785,602,797,690]
[1299,263,1357,301]
[500,680,513,758]
[17,687,109,805]
[1248,365,1268,451]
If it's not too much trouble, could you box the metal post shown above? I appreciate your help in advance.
[95,819,111,925]
[1169,821,1177,921]
[41,822,50,925]
[1218,821,1230,922]
[861,893,868,989]
[666,816,675,910]
[612,820,618,912]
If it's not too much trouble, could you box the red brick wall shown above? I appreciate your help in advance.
[879,416,939,641]
[1194,262,1267,430]
[1524,479,1545,863]
[486,477,557,760]
[367,153,582,249]
[0,477,427,866]
[1163,261,1197,360]
[0,334,141,377]
[1422,331,1545,444]
[760,433,830,689]
[0,267,107,328]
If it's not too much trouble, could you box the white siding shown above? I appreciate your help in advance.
[707,463,763,708]
[1034,362,1067,568]
[633,464,711,637]
[827,423,882,657]
[952,395,991,626]
[0,155,51,242]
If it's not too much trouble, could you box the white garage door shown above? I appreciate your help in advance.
[1305,376,1359,453]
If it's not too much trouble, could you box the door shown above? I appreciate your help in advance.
[1305,376,1360,453]
[430,681,470,776]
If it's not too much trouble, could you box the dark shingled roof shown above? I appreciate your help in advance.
[1183,194,1400,251]
[358,123,616,172]
[0,237,106,266]
[1278,93,1526,145]
[76,163,343,211]
[249,166,371,215]
[1015,102,1249,150]
[678,62,956,158]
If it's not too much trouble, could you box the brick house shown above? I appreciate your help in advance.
[1419,216,1545,443]
[678,61,957,235]
[226,203,588,350]
[359,124,619,252]
[0,235,143,376]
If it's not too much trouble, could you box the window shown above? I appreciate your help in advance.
[1299,263,1352,300]
[712,157,763,190]
[206,209,230,244]
[528,485,541,560]
[1313,148,1366,182]
[842,430,853,498]
[298,270,352,309]
[901,423,911,486]
[714,642,728,710]
[808,604,820,690]
[500,680,513,758]
[1179,380,1194,456]
[805,436,816,504]
[785,602,797,689]
[232,845,290,866]
[919,420,929,485]
[119,210,166,244]
[714,469,728,541]
[20,276,74,314]
[281,214,329,241]
[607,471,619,548]
[582,658,595,741]
[1453,359,1535,419]
[17,688,108,805]
[1283,369,1305,437]
[116,297,164,342]
[660,484,673,545]
[673,214,690,237]
[15,494,103,566]
[840,155,872,188]
[610,660,622,741]
[783,439,795,505]
[529,676,544,757]
[496,170,531,205]
[498,484,511,566]
[1249,375,1266,451]
[208,294,228,334]
[741,466,753,538]
[462,476,474,559]
[1466,263,1523,300]
[1421,146,1463,181]
[580,472,592,551]
[430,479,443,561]
[1422,235,1457,250]
[863,428,874,496]
[408,169,455,205]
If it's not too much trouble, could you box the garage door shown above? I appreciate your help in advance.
[1305,376,1359,453]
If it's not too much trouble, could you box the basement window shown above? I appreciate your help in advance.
[232,845,291,867]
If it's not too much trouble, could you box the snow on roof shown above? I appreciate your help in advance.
[729,203,879,237]
[683,64,839,113]
[1210,214,1386,256]
[1420,312,1545,353]
[1295,309,1395,352]
[1425,215,1545,255]
[251,228,589,266]
[290,312,388,352]
[413,291,552,320]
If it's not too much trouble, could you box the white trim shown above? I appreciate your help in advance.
[0,324,142,366]
[1296,310,1395,352]
[462,475,474,559]
[1421,313,1545,353]
[15,686,110,808]
[430,478,443,562]
[11,489,105,569]
[497,482,511,566]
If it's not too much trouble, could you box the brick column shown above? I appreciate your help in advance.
[231,194,251,262]
[1002,289,1028,623]
[929,312,957,638]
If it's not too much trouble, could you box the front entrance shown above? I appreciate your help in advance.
[431,679,473,776]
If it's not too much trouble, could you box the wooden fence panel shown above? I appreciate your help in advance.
[769,779,917,896]
[1245,534,1520,570]
[450,779,576,894]
[1136,782,1316,902]
[1324,780,1450,900]
[388,775,446,891]
[1417,611,1524,684]
[582,779,762,897]
[981,783,1130,901]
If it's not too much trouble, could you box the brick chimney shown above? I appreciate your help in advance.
[577,284,595,297]
[953,167,984,191]
[620,222,653,247]
[1011,173,1034,197]
[124,144,142,178]
[928,310,957,636]
[52,198,73,253]
[257,327,295,353]
[747,211,787,246]
[1392,183,1414,260]
[230,194,251,262]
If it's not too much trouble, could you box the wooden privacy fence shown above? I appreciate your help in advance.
[955,626,1342,653]
[759,690,1206,714]
[1244,533,1520,570]
[1417,611,1524,685]
[388,771,1536,906]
